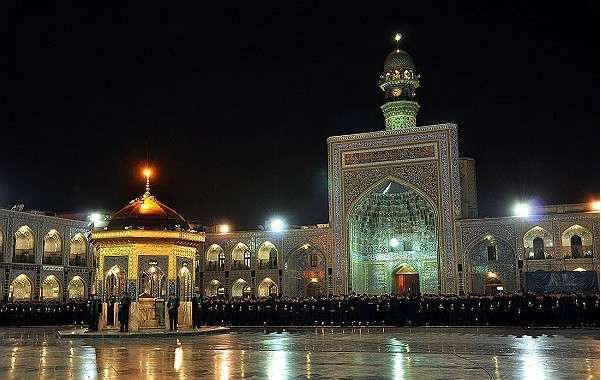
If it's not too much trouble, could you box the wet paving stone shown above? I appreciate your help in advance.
[0,327,597,379]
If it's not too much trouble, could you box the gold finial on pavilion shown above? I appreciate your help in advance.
[143,167,152,196]
[394,33,402,50]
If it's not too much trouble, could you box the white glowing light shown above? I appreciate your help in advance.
[269,218,286,232]
[217,224,231,233]
[389,238,400,248]
[89,213,102,224]
[513,202,531,218]
[394,33,402,42]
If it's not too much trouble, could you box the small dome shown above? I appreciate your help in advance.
[107,193,189,231]
[383,49,415,72]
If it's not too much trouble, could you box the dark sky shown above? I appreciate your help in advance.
[6,2,599,229]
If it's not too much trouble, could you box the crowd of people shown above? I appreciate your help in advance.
[0,299,89,326]
[193,292,600,328]
[0,292,597,329]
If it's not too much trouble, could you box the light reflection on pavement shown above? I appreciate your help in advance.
[0,327,597,379]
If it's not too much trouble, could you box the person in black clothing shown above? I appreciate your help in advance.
[192,290,203,328]
[86,294,101,332]
[118,292,131,332]
[107,296,116,327]
[167,292,180,331]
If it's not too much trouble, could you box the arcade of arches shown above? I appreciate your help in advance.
[349,180,438,294]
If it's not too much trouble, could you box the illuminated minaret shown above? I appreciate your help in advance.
[378,33,421,130]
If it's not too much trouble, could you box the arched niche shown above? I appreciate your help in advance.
[13,226,35,263]
[69,233,88,266]
[348,179,438,294]
[43,229,63,265]
[257,241,278,269]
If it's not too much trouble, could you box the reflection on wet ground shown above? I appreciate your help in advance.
[0,327,597,379]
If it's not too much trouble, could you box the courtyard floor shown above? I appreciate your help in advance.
[0,326,597,379]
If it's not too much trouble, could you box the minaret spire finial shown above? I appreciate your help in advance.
[143,167,152,196]
[394,33,402,51]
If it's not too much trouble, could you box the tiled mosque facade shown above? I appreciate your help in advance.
[0,209,94,301]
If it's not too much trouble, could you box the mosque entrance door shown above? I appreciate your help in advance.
[395,274,419,295]
[394,265,420,295]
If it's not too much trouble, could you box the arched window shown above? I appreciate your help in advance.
[258,241,278,269]
[140,265,165,298]
[232,243,250,270]
[43,229,63,265]
[244,250,251,269]
[562,225,593,258]
[310,252,318,268]
[68,276,86,299]
[487,245,497,261]
[570,235,583,258]
[218,251,225,270]
[13,226,35,263]
[532,237,545,259]
[206,244,224,271]
[178,266,192,300]
[105,265,126,300]
[10,274,33,301]
[523,226,552,259]
[42,275,61,300]
[69,233,88,266]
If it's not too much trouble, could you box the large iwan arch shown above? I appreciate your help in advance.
[348,178,438,294]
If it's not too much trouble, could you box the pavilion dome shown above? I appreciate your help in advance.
[383,49,415,72]
[107,192,189,231]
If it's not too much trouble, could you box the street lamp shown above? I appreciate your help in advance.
[513,202,531,218]
[268,217,286,232]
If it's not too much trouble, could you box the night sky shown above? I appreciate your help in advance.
[6,2,599,229]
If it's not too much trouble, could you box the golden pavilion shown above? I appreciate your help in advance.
[91,169,203,330]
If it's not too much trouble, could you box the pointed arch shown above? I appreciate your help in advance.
[231,242,251,269]
[258,277,278,297]
[67,276,86,299]
[10,274,33,301]
[347,177,438,294]
[69,233,88,266]
[13,226,35,263]
[257,241,278,269]
[105,265,126,300]
[523,226,552,259]
[206,244,224,270]
[205,279,223,297]
[41,275,61,300]
[231,278,251,298]
[177,266,192,300]
[285,243,326,297]
[43,229,63,265]
[561,224,592,258]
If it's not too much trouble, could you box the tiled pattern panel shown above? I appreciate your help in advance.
[0,327,597,379]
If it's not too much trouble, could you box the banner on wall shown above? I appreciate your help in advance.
[524,271,599,293]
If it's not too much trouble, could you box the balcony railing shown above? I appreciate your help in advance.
[69,255,86,267]
[231,261,251,270]
[206,262,223,271]
[13,250,35,264]
[43,254,63,265]
[257,260,277,270]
